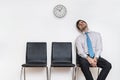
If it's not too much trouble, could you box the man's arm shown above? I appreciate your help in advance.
[76,37,88,58]
[95,33,103,59]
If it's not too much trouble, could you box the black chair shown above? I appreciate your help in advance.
[75,48,99,80]
[20,42,48,80]
[50,42,75,80]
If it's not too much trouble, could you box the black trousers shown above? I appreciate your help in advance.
[78,56,112,80]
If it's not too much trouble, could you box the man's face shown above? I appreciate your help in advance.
[78,21,87,32]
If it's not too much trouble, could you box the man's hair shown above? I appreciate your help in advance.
[76,19,87,30]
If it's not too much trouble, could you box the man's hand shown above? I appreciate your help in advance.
[86,56,97,67]
[92,57,97,67]
[94,57,97,63]
[86,56,94,64]
[91,57,97,67]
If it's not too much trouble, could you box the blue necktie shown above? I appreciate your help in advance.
[85,32,94,58]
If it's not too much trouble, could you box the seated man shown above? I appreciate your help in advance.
[75,19,112,80]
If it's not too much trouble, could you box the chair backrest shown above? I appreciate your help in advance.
[26,42,47,64]
[51,42,72,64]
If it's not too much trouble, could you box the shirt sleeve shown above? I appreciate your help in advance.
[95,33,103,58]
[75,37,88,58]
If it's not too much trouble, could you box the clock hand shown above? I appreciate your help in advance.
[59,7,63,12]
[56,8,61,12]
[56,7,63,12]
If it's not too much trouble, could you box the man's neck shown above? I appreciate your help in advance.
[83,28,89,33]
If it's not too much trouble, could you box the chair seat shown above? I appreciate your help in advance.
[22,64,47,67]
[51,63,75,67]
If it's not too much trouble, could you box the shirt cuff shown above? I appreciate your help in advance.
[81,54,88,58]
[95,55,100,59]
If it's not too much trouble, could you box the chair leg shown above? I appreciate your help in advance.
[20,67,23,80]
[75,67,78,80]
[23,67,26,80]
[50,67,52,80]
[97,67,100,76]
[72,67,75,80]
[46,67,49,80]
[75,67,77,80]
[72,67,74,80]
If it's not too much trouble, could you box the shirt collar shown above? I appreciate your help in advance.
[82,29,91,34]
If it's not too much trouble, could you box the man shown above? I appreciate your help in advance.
[75,20,112,80]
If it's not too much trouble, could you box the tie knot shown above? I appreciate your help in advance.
[85,32,89,38]
[85,32,88,35]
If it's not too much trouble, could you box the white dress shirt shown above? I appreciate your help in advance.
[75,30,103,58]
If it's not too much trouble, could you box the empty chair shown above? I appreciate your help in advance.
[50,42,75,80]
[20,42,48,80]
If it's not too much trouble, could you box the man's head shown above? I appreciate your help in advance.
[76,20,88,32]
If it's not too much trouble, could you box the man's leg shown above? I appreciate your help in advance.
[79,57,94,80]
[97,57,112,80]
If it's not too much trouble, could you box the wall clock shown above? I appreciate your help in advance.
[53,4,67,18]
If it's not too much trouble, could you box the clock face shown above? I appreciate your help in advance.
[53,4,67,18]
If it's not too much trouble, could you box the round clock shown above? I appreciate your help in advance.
[53,4,67,18]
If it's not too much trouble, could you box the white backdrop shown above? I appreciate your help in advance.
[0,0,120,80]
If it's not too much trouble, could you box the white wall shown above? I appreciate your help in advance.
[0,0,120,80]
